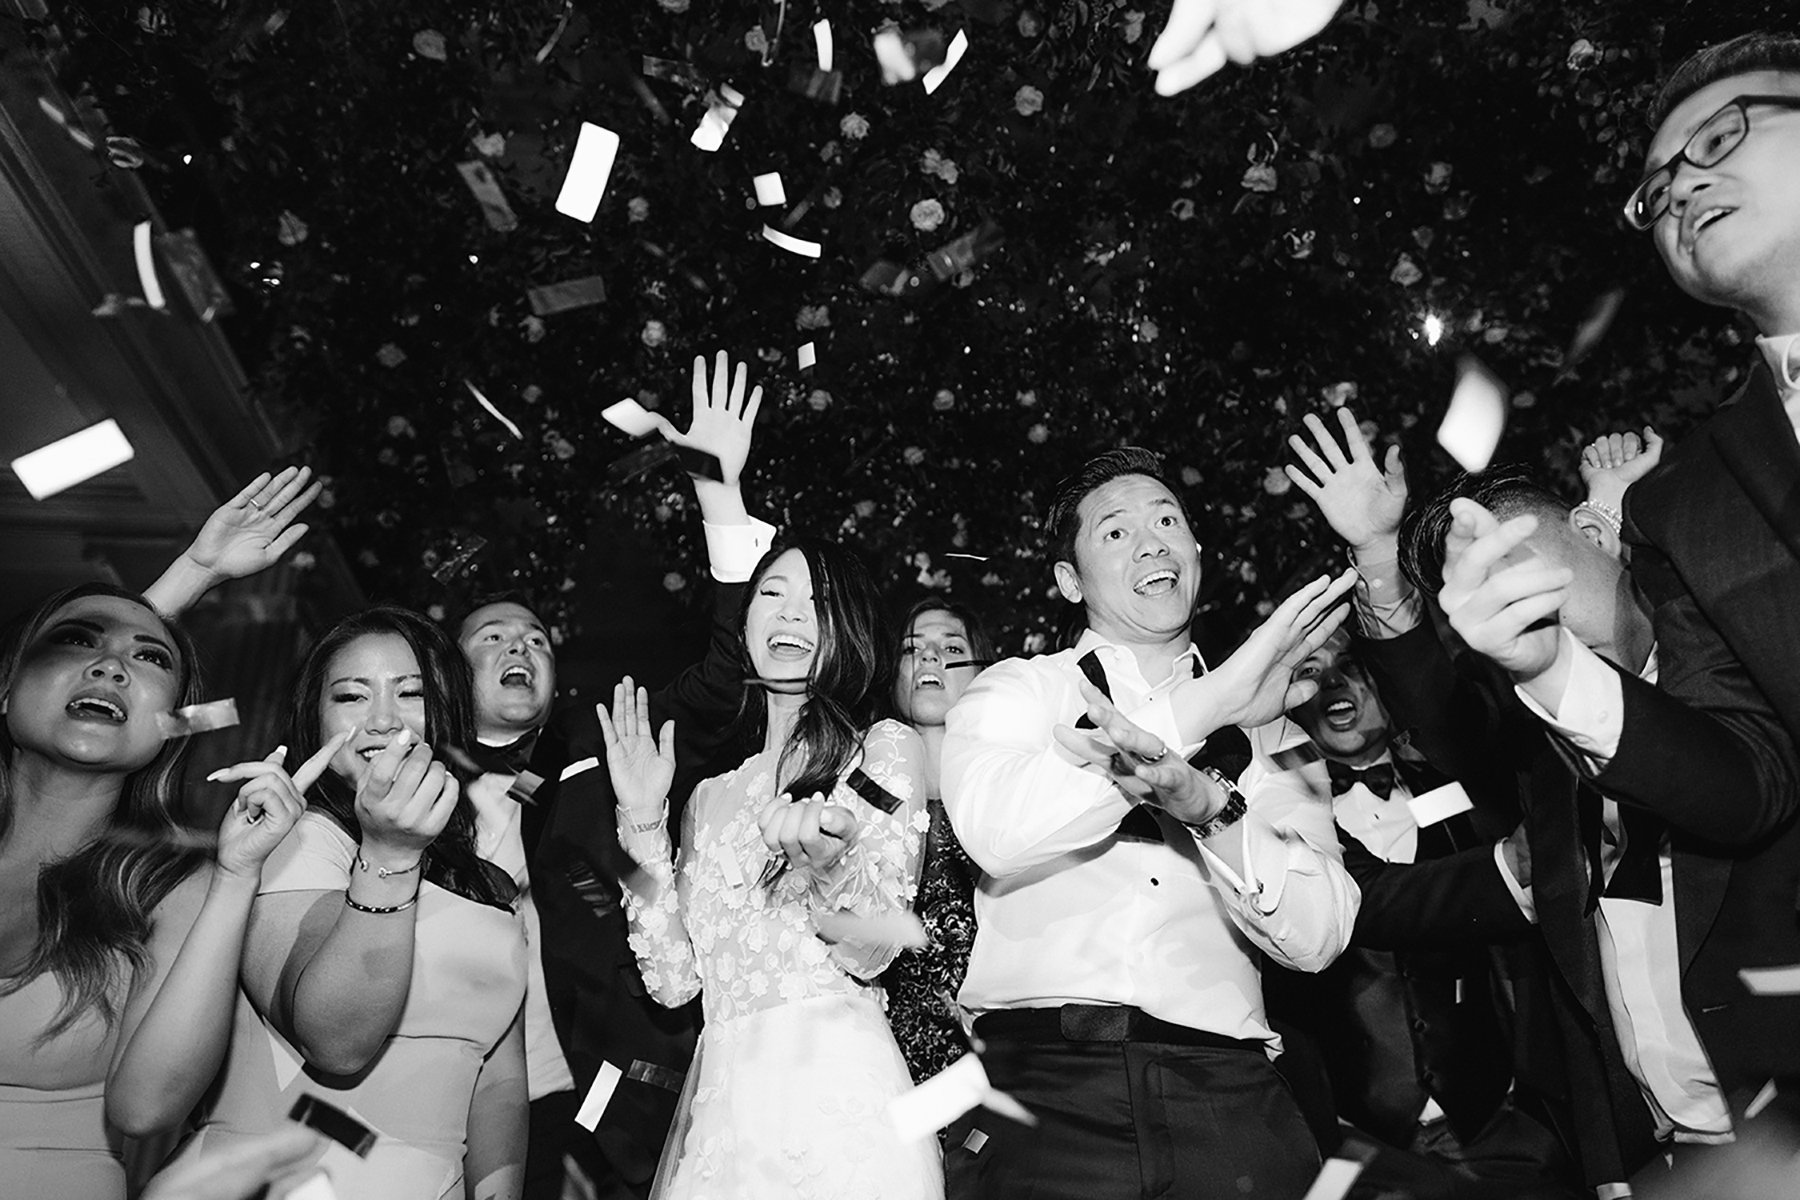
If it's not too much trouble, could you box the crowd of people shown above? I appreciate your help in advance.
[3,25,1800,1200]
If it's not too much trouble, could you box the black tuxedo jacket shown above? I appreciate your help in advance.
[1617,360,1800,1107]
[522,579,749,1187]
[1361,624,1662,1188]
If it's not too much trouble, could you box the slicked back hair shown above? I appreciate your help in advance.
[1399,466,1570,599]
[1043,447,1193,567]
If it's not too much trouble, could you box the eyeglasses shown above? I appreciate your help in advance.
[1622,94,1800,231]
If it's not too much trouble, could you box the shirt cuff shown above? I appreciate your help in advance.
[1512,629,1624,770]
[705,515,778,583]
[1352,577,1423,640]
[1493,840,1537,923]
[1195,811,1290,916]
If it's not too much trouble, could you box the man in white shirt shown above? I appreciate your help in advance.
[939,446,1362,1200]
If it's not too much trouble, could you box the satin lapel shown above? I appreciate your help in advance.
[1525,749,1610,1018]
[1672,848,1733,982]
[1711,368,1800,567]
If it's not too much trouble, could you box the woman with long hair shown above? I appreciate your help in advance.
[178,605,527,1200]
[0,583,310,1199]
[600,540,941,1199]
[880,599,997,1084]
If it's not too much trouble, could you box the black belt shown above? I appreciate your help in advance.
[974,1005,1262,1052]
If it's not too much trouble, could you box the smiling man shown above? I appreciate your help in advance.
[940,447,1361,1200]
[459,595,557,756]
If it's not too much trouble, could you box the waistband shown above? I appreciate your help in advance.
[973,1004,1262,1052]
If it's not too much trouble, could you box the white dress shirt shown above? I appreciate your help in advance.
[1754,331,1800,440]
[941,630,1360,1053]
[1515,632,1732,1142]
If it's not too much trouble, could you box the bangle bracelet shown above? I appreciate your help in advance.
[1184,768,1248,840]
[355,851,424,879]
[1576,500,1623,536]
[624,812,668,834]
[345,890,420,915]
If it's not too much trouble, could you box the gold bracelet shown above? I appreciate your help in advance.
[355,851,424,879]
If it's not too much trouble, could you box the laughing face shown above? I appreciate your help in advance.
[318,631,429,785]
[745,548,819,686]
[893,609,981,727]
[1054,474,1202,648]
[457,601,555,742]
[1285,628,1392,765]
[4,593,183,773]
[1647,70,1800,330]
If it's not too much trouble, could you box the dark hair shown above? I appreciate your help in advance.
[1043,447,1193,567]
[1399,466,1571,598]
[886,598,999,722]
[286,606,512,909]
[738,540,891,802]
[453,590,544,641]
[0,583,207,1037]
[1650,31,1800,131]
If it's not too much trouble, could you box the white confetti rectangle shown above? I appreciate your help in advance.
[1436,357,1508,472]
[602,399,661,438]
[559,756,601,783]
[753,172,787,207]
[574,1062,623,1131]
[1407,782,1474,829]
[555,123,620,223]
[922,30,969,94]
[11,419,135,500]
[888,1054,989,1143]
[797,341,817,370]
[1740,964,1800,995]
[814,20,834,71]
[465,380,524,440]
[762,226,822,258]
[1302,1157,1367,1200]
[133,221,166,309]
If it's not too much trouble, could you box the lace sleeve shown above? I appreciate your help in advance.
[809,720,930,980]
[617,783,704,1008]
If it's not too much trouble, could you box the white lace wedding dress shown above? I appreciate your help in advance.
[619,719,943,1200]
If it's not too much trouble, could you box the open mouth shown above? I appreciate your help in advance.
[358,744,392,762]
[767,632,815,660]
[1133,569,1179,596]
[499,664,533,689]
[1323,698,1359,729]
[66,693,127,724]
[914,671,946,691]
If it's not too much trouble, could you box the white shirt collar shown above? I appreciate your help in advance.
[1755,331,1800,398]
[1071,628,1204,691]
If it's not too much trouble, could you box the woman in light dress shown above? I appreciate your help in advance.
[601,540,943,1199]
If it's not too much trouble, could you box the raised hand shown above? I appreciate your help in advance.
[758,793,858,878]
[183,466,322,582]
[646,351,763,487]
[205,733,349,880]
[1285,408,1407,554]
[1578,426,1665,514]
[1148,0,1344,95]
[596,676,676,822]
[352,728,460,865]
[1437,499,1570,681]
[1189,569,1359,731]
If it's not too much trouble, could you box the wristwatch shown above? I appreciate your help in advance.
[1183,766,1247,840]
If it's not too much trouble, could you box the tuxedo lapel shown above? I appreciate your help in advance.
[1671,848,1733,982]
[1523,750,1609,1017]
[1710,368,1800,567]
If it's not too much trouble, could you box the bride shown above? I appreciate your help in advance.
[599,539,942,1199]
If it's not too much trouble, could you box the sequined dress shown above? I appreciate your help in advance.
[620,719,942,1200]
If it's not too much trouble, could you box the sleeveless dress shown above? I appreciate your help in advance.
[621,719,943,1200]
[881,797,980,1085]
[0,970,126,1200]
[179,812,527,1200]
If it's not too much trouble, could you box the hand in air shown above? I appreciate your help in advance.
[1198,569,1359,729]
[206,733,349,879]
[1148,0,1345,95]
[596,676,676,823]
[644,351,764,487]
[1578,427,1664,514]
[183,467,322,582]
[1285,408,1407,554]
[1438,499,1569,681]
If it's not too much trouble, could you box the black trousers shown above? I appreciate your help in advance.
[521,1089,646,1200]
[944,1016,1319,1200]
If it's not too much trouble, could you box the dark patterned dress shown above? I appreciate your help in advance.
[882,797,980,1085]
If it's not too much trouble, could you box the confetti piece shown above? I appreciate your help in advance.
[289,1094,376,1157]
[155,698,241,740]
[535,0,575,64]
[91,293,151,318]
[888,1053,1036,1143]
[156,229,233,321]
[690,85,745,153]
[605,443,724,485]
[717,845,747,889]
[106,136,146,169]
[642,55,706,90]
[575,1063,622,1130]
[762,226,822,258]
[527,275,608,316]
[813,19,834,71]
[37,95,97,150]
[431,535,489,584]
[1746,1079,1779,1120]
[922,29,969,94]
[1301,1157,1368,1200]
[1564,287,1626,371]
[1406,782,1475,828]
[602,399,662,438]
[863,221,1005,299]
[133,221,166,309]
[1435,356,1508,472]
[560,756,600,783]
[11,419,135,500]
[555,122,620,223]
[1740,965,1800,995]
[509,769,546,805]
[817,910,929,950]
[464,380,524,440]
[873,28,948,85]
[625,1060,684,1092]
[944,552,989,561]
[962,1129,988,1153]
[753,172,787,207]
[797,341,817,371]
[786,63,844,104]
[455,161,519,232]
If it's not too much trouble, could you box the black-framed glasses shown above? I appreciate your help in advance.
[1623,94,1800,231]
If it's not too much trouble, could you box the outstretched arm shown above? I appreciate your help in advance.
[145,467,320,616]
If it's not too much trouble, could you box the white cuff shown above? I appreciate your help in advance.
[1513,629,1624,770]
[1196,811,1290,915]
[1493,840,1537,924]
[705,515,778,583]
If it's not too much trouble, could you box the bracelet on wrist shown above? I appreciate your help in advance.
[356,850,424,879]
[1183,767,1249,840]
[345,886,421,915]
[621,807,669,835]
[1575,500,1623,536]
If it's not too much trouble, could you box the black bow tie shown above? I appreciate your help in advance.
[1326,760,1397,800]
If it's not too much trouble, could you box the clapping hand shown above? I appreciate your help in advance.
[758,794,858,879]
[182,467,322,583]
[1054,679,1218,824]
[596,676,676,824]
[1148,0,1345,95]
[205,733,348,880]
[1192,569,1359,731]
[644,351,764,487]
[1578,427,1664,515]
[1438,499,1570,681]
[1286,408,1407,555]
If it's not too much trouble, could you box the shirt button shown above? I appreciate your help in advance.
[1412,1019,1428,1033]
[1150,877,1160,886]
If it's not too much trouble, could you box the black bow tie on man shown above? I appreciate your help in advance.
[1326,759,1397,800]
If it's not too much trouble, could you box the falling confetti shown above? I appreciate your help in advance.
[527,275,607,316]
[11,419,135,500]
[753,172,787,206]
[762,226,822,258]
[554,122,620,223]
[602,398,662,438]
[1435,356,1508,472]
[464,380,524,440]
[133,221,166,309]
[922,30,970,94]
[455,161,519,232]
[155,698,241,739]
[431,535,489,584]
